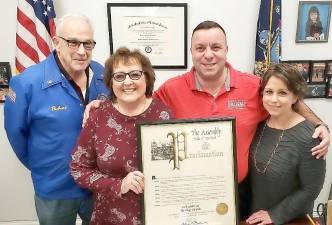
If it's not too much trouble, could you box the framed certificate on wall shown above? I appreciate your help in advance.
[137,118,238,225]
[107,3,188,69]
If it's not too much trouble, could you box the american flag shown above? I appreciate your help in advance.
[16,0,56,73]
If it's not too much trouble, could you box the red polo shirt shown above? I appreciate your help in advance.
[155,62,267,182]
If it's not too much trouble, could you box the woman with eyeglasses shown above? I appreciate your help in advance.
[70,47,172,225]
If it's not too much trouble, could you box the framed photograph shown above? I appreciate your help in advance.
[282,60,310,82]
[107,3,188,69]
[296,1,331,43]
[0,87,8,103]
[305,83,326,98]
[326,61,332,75]
[0,62,12,86]
[310,61,326,83]
[138,118,238,225]
[326,76,332,98]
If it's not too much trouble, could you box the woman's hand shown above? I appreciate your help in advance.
[121,171,144,195]
[246,210,273,225]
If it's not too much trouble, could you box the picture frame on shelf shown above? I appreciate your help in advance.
[296,1,331,43]
[310,61,326,83]
[0,62,11,103]
[282,60,310,83]
[305,83,327,98]
[0,62,12,86]
[326,76,332,98]
[0,86,8,103]
[326,61,332,75]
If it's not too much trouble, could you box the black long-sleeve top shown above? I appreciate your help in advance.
[249,120,325,225]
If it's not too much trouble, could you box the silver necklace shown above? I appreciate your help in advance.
[253,122,285,173]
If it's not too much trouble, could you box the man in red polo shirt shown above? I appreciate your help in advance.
[84,20,330,220]
[154,20,330,219]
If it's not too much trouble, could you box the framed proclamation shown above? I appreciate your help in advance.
[107,3,188,69]
[138,118,238,225]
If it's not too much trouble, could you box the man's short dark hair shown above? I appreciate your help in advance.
[191,20,227,38]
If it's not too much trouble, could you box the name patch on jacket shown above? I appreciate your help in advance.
[50,105,67,111]
[228,100,246,110]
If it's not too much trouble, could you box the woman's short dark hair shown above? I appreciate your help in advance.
[260,63,307,100]
[104,47,155,102]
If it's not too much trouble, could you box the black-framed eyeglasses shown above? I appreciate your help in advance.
[57,36,96,50]
[112,70,144,82]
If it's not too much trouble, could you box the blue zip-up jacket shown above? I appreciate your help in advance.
[4,52,109,199]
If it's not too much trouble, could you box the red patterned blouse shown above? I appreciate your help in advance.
[71,98,171,225]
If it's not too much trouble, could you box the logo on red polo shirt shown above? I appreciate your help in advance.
[227,100,246,110]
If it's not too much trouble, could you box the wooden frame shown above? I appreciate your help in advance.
[107,3,188,69]
[138,118,238,225]
[296,1,331,43]
[310,61,327,83]
[282,60,311,83]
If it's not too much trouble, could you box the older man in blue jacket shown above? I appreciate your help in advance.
[4,14,108,225]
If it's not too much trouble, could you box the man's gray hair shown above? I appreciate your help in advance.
[55,14,94,36]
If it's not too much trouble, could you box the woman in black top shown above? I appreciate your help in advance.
[246,64,325,225]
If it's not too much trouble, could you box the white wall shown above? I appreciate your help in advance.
[0,0,331,222]
[0,0,36,222]
[282,0,332,212]
[53,0,261,88]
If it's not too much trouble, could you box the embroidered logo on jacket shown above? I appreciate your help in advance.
[50,105,67,111]
[228,100,246,110]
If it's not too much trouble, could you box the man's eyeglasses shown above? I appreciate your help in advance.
[112,70,144,82]
[58,36,96,50]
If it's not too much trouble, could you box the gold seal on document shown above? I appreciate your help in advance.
[216,203,228,215]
